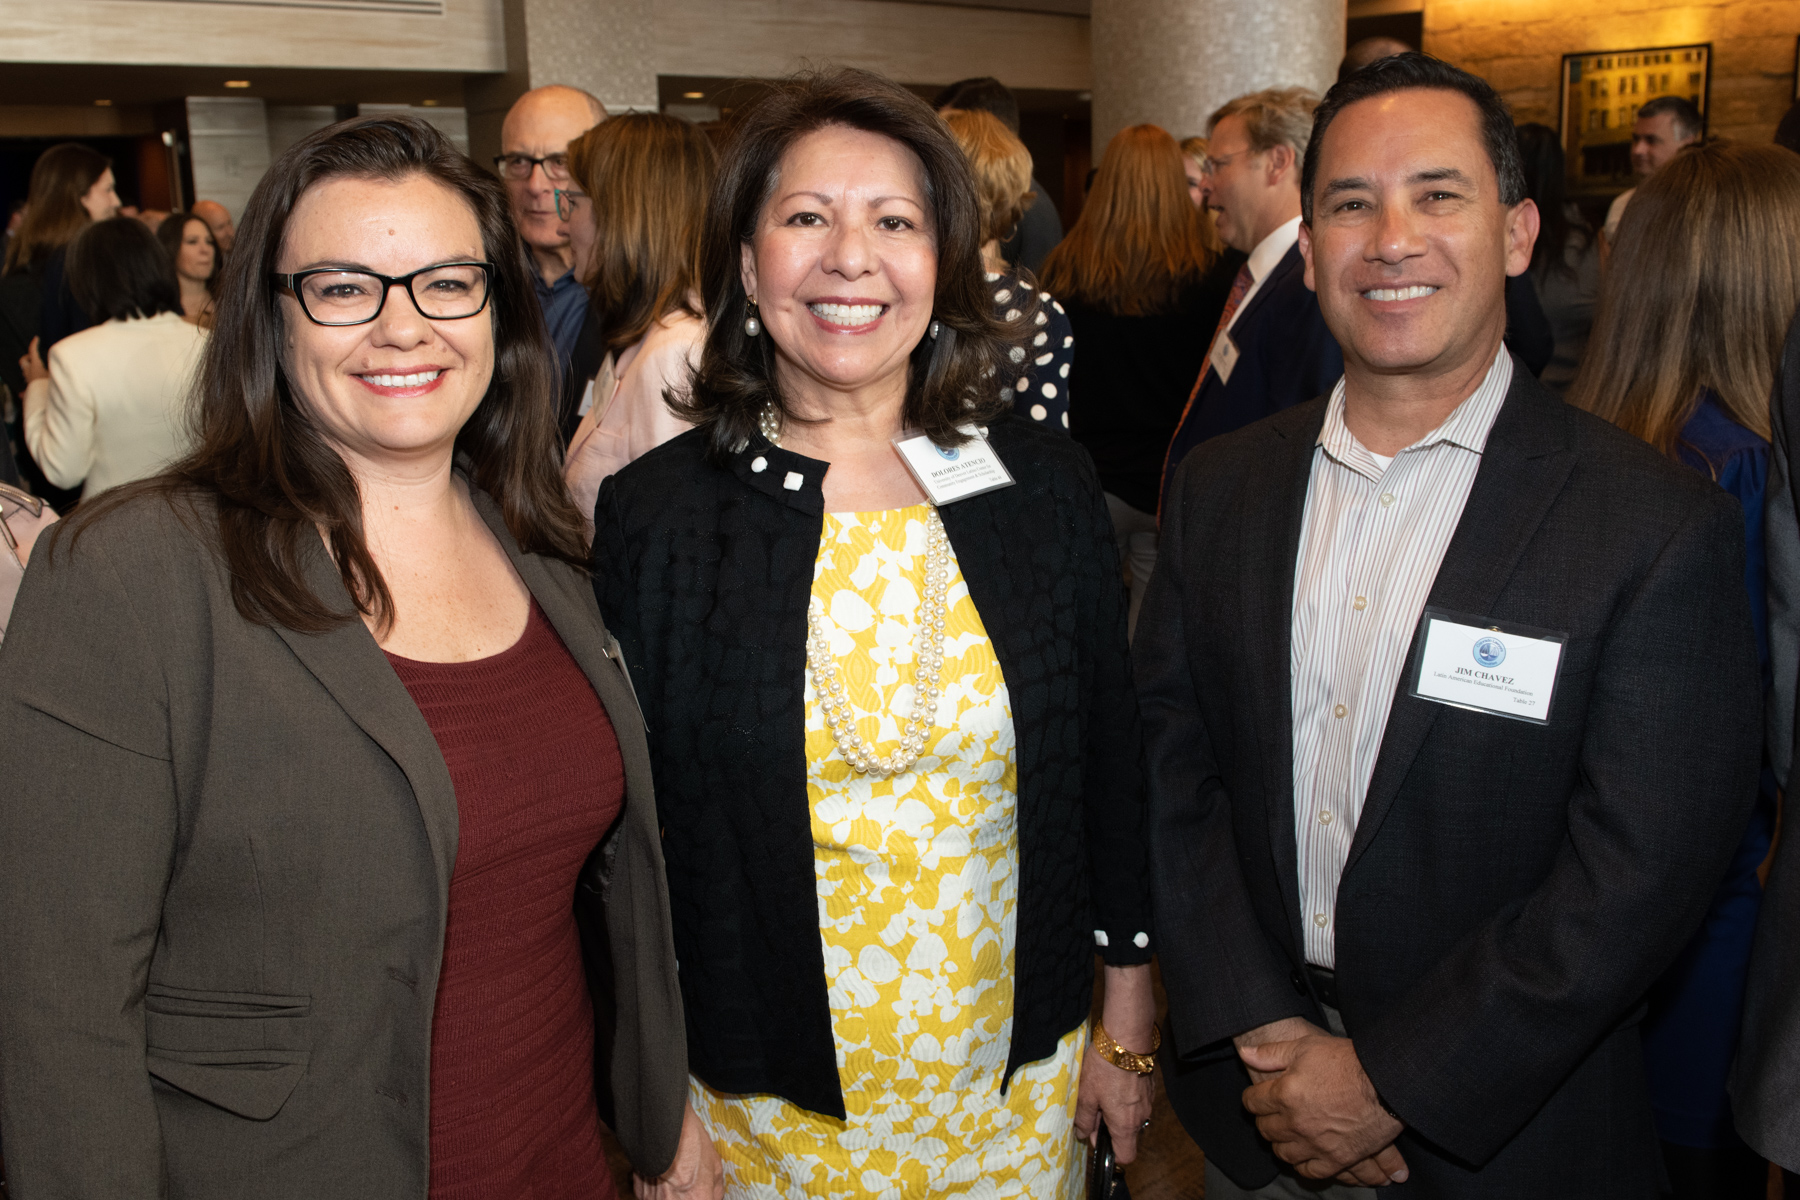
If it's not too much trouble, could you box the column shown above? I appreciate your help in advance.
[184,96,270,226]
[1090,0,1344,155]
[466,0,657,167]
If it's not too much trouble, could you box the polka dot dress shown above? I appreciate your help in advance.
[990,271,1074,434]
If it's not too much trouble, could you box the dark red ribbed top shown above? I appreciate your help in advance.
[386,600,623,1200]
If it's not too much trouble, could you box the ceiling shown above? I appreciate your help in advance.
[0,61,468,110]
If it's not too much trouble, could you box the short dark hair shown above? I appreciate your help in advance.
[678,67,1025,459]
[1637,94,1704,142]
[1302,52,1525,223]
[933,77,1020,134]
[66,217,183,322]
[72,114,585,634]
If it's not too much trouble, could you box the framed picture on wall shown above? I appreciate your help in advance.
[1559,44,1710,195]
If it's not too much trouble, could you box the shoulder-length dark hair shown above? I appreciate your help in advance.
[568,112,716,356]
[1038,124,1215,317]
[4,142,109,276]
[1515,122,1589,281]
[675,66,1022,457]
[67,217,183,322]
[157,212,220,293]
[72,114,584,634]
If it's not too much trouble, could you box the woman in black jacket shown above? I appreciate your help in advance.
[593,68,1156,1197]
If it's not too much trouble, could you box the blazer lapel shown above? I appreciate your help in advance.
[1241,401,1326,959]
[1230,245,1303,337]
[1344,370,1577,872]
[270,538,460,893]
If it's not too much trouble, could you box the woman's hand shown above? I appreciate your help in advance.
[1073,963,1157,1164]
[633,1102,724,1200]
[20,336,46,385]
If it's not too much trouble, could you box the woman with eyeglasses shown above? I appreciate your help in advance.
[561,112,716,530]
[0,115,710,1200]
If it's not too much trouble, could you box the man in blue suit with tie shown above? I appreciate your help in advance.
[1160,87,1344,517]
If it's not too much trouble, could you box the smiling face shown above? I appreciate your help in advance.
[1301,87,1537,382]
[740,124,938,410]
[276,173,495,474]
[176,217,216,283]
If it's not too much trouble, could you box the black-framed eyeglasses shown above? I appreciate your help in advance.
[553,188,589,221]
[270,263,495,327]
[492,152,570,182]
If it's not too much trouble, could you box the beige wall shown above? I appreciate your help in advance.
[0,0,505,72]
[1426,0,1800,142]
[654,0,1091,91]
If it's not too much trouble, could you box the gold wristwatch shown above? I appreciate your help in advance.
[1092,1021,1160,1074]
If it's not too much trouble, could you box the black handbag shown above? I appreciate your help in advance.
[1088,1122,1123,1200]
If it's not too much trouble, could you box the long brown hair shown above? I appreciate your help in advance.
[68,115,585,633]
[4,142,109,276]
[675,67,1024,457]
[1570,141,1800,459]
[1038,124,1215,316]
[567,112,715,355]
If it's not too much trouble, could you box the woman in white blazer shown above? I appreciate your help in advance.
[21,216,204,500]
[560,113,715,529]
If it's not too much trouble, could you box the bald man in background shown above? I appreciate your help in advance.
[497,85,605,377]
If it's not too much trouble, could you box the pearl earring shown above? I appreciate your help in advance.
[744,299,761,338]
[928,320,941,340]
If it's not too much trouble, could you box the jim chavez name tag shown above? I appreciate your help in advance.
[1408,607,1567,725]
[893,426,1016,505]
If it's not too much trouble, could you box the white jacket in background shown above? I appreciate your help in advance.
[24,311,206,499]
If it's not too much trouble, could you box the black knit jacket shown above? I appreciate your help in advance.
[592,414,1154,1119]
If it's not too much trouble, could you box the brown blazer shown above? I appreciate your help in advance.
[0,485,687,1198]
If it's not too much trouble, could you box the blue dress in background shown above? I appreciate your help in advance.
[1640,392,1777,1149]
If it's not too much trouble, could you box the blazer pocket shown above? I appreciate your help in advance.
[146,1048,309,1121]
[144,985,313,1120]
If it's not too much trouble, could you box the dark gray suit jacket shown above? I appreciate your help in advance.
[1140,362,1760,1196]
[0,486,687,1198]
[1732,311,1800,1171]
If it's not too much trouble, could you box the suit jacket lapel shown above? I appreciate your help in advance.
[1230,245,1303,337]
[1345,370,1577,873]
[1242,401,1326,959]
[271,537,460,894]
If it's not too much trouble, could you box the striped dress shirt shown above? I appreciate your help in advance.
[1291,347,1513,968]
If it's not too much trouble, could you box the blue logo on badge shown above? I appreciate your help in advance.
[1473,636,1507,668]
[935,444,960,461]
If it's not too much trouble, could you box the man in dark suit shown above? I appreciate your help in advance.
[1158,86,1343,517]
[1140,53,1760,1198]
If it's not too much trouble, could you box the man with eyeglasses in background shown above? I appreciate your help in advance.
[494,85,606,384]
[1159,87,1343,518]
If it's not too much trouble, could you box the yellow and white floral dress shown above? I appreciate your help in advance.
[692,503,1086,1200]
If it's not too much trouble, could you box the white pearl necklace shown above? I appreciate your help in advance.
[807,506,951,778]
[760,404,953,777]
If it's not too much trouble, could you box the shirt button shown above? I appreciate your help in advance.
[1314,913,1329,928]
[1380,492,1396,507]
[1319,811,1332,824]
[1353,596,1367,611]
[1333,703,1347,718]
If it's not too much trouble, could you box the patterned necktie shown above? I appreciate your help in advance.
[1187,262,1255,403]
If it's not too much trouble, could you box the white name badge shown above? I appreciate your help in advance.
[1211,330,1241,385]
[892,425,1016,504]
[1407,607,1567,725]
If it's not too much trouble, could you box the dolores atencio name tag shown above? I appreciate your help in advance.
[893,425,1016,505]
[1407,606,1567,725]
